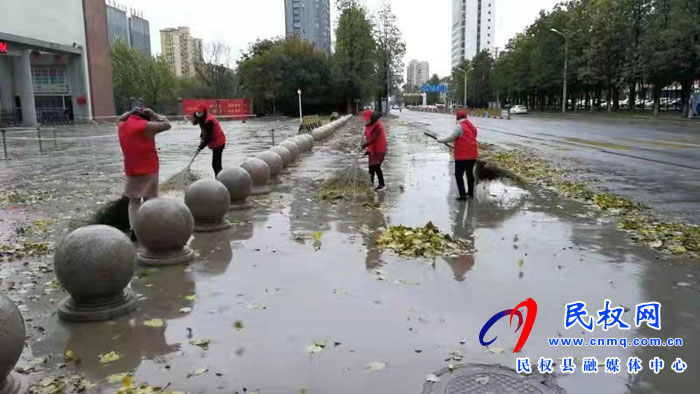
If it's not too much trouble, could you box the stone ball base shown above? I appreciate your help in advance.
[0,372,24,394]
[229,201,254,211]
[57,290,136,322]
[194,219,232,233]
[138,246,195,267]
[268,176,283,185]
[251,186,271,195]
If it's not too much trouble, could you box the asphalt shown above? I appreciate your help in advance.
[0,115,698,393]
[398,110,700,225]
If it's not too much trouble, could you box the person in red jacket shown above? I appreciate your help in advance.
[360,109,388,191]
[192,104,227,176]
[117,106,171,236]
[437,110,478,200]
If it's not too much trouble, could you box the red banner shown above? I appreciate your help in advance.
[182,98,251,117]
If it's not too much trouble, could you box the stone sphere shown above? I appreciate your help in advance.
[301,133,315,147]
[0,295,25,387]
[280,141,300,161]
[185,179,231,223]
[217,166,252,201]
[241,157,270,186]
[291,136,310,152]
[270,146,292,167]
[54,225,136,300]
[135,198,194,253]
[255,151,283,176]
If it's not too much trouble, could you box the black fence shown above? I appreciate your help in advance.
[0,109,22,127]
[37,109,72,126]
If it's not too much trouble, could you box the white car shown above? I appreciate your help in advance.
[510,105,528,114]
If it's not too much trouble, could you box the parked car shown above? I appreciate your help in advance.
[510,105,528,114]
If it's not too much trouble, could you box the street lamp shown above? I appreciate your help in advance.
[550,28,580,113]
[297,89,303,124]
[459,67,473,107]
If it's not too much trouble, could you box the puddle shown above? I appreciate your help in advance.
[3,117,699,393]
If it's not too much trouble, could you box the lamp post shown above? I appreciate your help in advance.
[550,28,580,113]
[297,89,303,124]
[459,67,473,107]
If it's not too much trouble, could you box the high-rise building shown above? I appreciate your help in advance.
[105,1,151,56]
[451,0,496,68]
[284,0,331,54]
[407,60,430,87]
[160,27,203,78]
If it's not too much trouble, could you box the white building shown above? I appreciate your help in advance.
[407,60,430,87]
[160,27,202,78]
[451,0,496,68]
[1,0,115,126]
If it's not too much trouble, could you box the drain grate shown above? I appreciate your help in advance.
[422,364,565,394]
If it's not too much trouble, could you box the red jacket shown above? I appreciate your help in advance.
[364,121,387,155]
[454,119,478,160]
[203,113,226,149]
[119,115,158,176]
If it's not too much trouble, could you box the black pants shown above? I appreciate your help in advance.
[212,145,225,176]
[455,160,476,197]
[369,164,385,187]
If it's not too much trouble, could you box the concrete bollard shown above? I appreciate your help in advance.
[0,295,25,394]
[185,179,232,232]
[54,225,137,321]
[217,166,253,210]
[241,157,271,195]
[135,198,195,266]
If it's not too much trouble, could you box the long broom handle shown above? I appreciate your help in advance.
[424,132,454,150]
[185,150,200,170]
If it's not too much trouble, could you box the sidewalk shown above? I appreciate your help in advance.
[1,116,698,393]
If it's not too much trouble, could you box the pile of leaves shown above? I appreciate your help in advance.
[480,143,700,257]
[160,169,200,192]
[0,189,55,206]
[376,221,471,258]
[0,238,51,262]
[318,161,372,201]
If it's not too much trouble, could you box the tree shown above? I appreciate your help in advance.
[111,41,176,113]
[373,1,406,113]
[426,74,442,105]
[196,42,239,99]
[238,37,334,116]
[334,0,376,113]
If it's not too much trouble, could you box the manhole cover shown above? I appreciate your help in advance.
[422,364,565,394]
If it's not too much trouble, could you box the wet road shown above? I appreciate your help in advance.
[2,116,700,393]
[398,110,700,225]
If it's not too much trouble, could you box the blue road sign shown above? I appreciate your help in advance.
[420,85,447,93]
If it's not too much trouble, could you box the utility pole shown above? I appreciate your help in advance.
[297,89,303,124]
[459,67,473,107]
[551,29,580,113]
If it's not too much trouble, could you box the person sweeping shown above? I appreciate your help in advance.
[192,104,226,176]
[117,107,171,238]
[360,109,387,191]
[436,110,478,200]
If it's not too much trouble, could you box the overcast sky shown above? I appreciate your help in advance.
[118,0,560,77]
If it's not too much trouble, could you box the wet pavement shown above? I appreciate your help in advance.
[1,116,699,393]
[399,110,700,225]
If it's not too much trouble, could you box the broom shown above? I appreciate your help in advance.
[318,136,372,200]
[160,150,201,192]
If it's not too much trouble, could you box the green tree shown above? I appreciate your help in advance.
[111,41,176,113]
[426,74,442,105]
[373,2,406,112]
[334,0,376,113]
[238,37,333,116]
